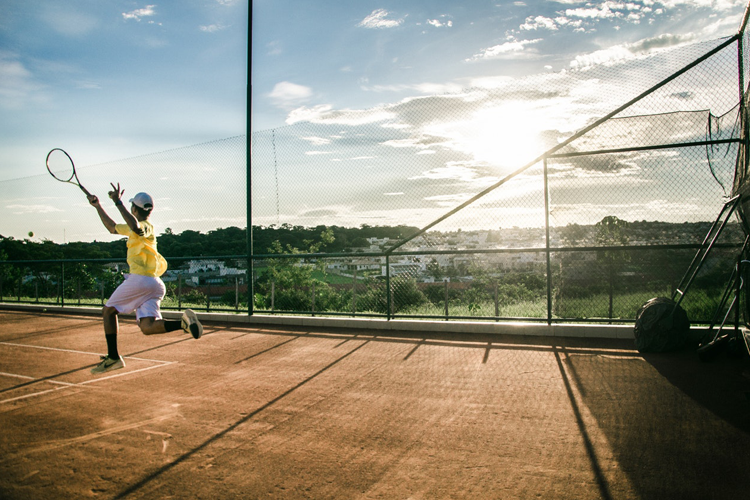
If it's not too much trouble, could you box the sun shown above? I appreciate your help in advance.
[427,101,548,172]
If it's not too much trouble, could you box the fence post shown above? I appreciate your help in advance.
[101,282,104,305]
[444,279,449,320]
[386,255,391,320]
[494,281,499,320]
[271,281,275,311]
[61,262,65,307]
[352,268,357,316]
[178,275,183,309]
[35,281,39,303]
[235,276,239,312]
[17,276,21,302]
[543,157,553,325]
[311,282,316,316]
[77,278,81,306]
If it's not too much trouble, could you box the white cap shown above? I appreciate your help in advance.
[129,192,154,210]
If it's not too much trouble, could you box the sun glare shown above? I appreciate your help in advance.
[428,102,547,172]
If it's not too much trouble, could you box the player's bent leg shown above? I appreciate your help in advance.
[137,317,168,335]
[94,306,124,375]
[102,306,119,335]
[181,309,203,339]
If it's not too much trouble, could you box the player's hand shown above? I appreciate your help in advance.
[87,194,100,206]
[108,182,124,204]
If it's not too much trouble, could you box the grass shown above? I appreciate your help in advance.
[4,287,726,325]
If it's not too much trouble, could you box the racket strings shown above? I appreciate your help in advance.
[46,149,77,183]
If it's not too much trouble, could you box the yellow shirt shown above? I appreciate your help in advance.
[115,221,168,277]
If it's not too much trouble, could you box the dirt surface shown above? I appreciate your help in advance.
[1,309,750,499]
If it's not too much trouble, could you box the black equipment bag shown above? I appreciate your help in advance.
[634,297,692,352]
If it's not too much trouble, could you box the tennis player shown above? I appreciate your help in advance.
[87,183,203,374]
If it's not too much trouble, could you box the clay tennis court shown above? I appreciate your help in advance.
[1,308,750,499]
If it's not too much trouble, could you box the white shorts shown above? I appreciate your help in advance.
[106,274,166,321]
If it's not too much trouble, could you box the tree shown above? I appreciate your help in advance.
[255,228,337,312]
[595,216,630,320]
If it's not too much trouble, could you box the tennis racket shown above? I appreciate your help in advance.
[46,148,92,196]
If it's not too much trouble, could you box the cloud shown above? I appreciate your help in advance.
[122,5,156,22]
[411,162,498,187]
[267,41,282,56]
[200,23,227,33]
[465,39,542,62]
[565,4,619,20]
[286,104,395,126]
[360,82,464,94]
[659,0,738,10]
[427,18,453,28]
[570,33,694,69]
[40,6,99,37]
[358,9,403,29]
[520,16,559,31]
[0,52,46,109]
[301,136,332,146]
[549,153,642,177]
[6,204,63,215]
[269,81,313,109]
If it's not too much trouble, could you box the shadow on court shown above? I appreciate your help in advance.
[1,309,749,499]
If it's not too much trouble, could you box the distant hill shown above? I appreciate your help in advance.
[0,220,743,262]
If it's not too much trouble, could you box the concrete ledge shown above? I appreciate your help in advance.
[1,302,640,339]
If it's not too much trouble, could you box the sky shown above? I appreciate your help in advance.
[0,0,748,243]
[251,0,744,130]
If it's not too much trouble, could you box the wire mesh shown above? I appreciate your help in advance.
[2,32,750,324]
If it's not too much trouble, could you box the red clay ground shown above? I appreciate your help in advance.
[1,308,750,499]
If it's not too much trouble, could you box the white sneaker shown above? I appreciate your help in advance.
[91,355,125,374]
[181,309,203,339]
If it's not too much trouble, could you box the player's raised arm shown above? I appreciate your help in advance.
[88,193,118,234]
[109,182,143,235]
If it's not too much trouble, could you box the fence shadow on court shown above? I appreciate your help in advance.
[566,346,750,499]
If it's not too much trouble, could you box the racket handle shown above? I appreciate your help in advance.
[79,184,92,197]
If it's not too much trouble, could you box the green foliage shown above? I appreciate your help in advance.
[355,277,427,314]
[253,228,341,312]
[181,288,208,306]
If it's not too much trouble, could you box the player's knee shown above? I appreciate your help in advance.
[138,317,158,335]
[102,306,118,319]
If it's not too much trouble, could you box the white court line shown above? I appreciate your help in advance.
[0,371,79,387]
[0,342,176,405]
[0,341,174,363]
[0,386,70,404]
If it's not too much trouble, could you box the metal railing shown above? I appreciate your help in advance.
[1,240,742,325]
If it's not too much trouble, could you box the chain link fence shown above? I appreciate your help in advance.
[1,32,749,325]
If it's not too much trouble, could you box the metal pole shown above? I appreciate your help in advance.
[444,279,449,320]
[386,255,391,320]
[494,281,499,320]
[352,268,357,316]
[247,0,254,316]
[61,262,65,307]
[544,158,553,325]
